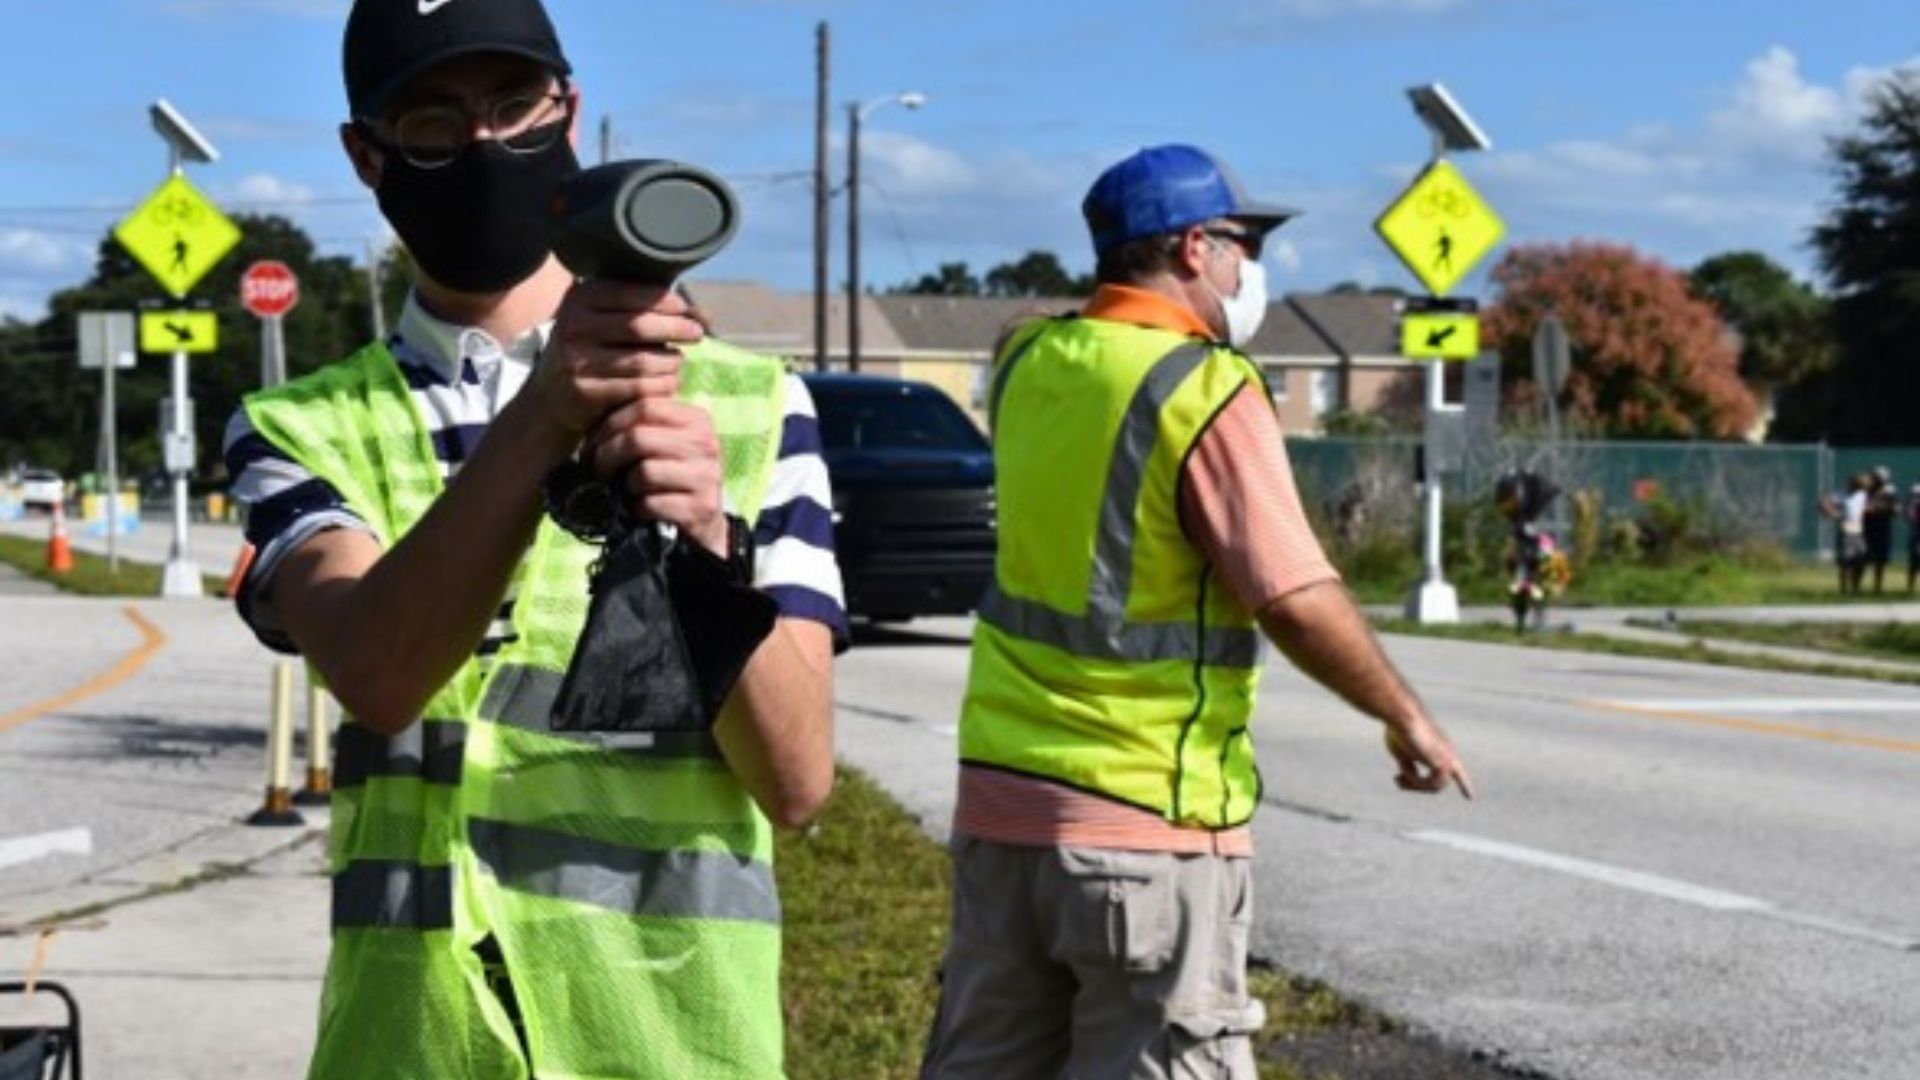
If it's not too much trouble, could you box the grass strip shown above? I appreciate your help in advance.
[0,532,225,597]
[781,767,1508,1079]
[1373,617,1920,686]
[1643,618,1920,664]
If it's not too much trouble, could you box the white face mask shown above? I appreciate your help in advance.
[1203,240,1268,348]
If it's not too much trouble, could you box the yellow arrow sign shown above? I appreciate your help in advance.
[1374,159,1504,297]
[139,310,219,354]
[1402,312,1480,360]
[114,174,242,300]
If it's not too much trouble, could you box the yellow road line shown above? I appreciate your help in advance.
[0,607,167,734]
[1576,697,1920,756]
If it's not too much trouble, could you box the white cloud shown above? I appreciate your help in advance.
[0,229,83,276]
[1438,46,1920,285]
[226,173,317,206]
[1269,238,1304,275]
[1706,46,1846,162]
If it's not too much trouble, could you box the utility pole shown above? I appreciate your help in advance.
[846,100,862,373]
[812,21,830,372]
[365,237,388,341]
[600,113,613,166]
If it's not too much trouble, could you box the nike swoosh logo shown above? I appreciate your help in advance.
[418,0,460,13]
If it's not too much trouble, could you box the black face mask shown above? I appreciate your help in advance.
[376,131,580,294]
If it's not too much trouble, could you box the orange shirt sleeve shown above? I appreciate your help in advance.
[1179,386,1340,612]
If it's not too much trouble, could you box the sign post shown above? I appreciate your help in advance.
[1375,84,1503,625]
[114,102,238,598]
[78,312,137,573]
[241,260,300,388]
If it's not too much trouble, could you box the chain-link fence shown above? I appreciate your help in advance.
[1285,437,1864,561]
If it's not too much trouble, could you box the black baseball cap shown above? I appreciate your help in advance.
[344,0,572,119]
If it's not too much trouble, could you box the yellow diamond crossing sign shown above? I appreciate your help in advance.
[139,310,219,354]
[1374,159,1503,297]
[114,174,242,299]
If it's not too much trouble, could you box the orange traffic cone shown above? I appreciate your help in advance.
[46,502,73,574]
[222,542,257,599]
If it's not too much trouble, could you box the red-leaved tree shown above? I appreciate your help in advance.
[1483,242,1757,439]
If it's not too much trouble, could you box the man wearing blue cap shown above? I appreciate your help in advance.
[921,145,1473,1078]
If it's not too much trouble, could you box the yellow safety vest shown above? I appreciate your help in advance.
[961,317,1267,829]
[244,338,788,1080]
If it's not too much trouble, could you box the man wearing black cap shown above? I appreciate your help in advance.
[921,145,1472,1078]
[221,2,842,1077]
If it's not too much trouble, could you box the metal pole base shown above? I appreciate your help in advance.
[161,558,203,599]
[293,769,332,807]
[246,788,305,827]
[1403,578,1460,624]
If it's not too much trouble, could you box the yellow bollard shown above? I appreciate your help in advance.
[294,681,333,806]
[247,661,306,827]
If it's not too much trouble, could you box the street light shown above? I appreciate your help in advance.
[846,90,925,371]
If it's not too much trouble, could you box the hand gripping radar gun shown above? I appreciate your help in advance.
[544,161,777,733]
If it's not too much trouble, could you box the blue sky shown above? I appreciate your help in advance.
[0,0,1915,321]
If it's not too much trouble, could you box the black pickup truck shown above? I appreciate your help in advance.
[801,373,996,623]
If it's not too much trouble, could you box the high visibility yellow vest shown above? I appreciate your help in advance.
[961,317,1267,829]
[244,338,788,1080]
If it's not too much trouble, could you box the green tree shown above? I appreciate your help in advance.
[1809,70,1920,445]
[1688,251,1835,440]
[0,214,381,480]
[1483,242,1756,439]
[892,261,981,296]
[983,249,1094,298]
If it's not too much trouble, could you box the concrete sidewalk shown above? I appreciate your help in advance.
[4,826,328,1080]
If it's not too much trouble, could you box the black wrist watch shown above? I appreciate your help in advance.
[720,512,755,584]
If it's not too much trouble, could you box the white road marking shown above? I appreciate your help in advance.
[1407,828,1918,952]
[1607,698,1920,714]
[0,827,93,872]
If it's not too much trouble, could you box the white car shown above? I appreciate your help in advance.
[18,469,63,512]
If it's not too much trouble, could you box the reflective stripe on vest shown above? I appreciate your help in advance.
[333,720,466,788]
[977,341,1260,668]
[331,824,778,930]
[467,818,780,924]
[480,663,722,759]
[333,860,454,930]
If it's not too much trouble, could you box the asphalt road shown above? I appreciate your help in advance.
[4,595,1916,1079]
[836,616,1920,1080]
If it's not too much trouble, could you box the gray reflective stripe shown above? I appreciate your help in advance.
[333,720,465,788]
[332,860,454,930]
[979,586,1260,667]
[468,817,779,925]
[479,664,721,758]
[981,341,1260,669]
[1089,343,1211,615]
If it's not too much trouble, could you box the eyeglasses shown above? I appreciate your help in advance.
[1202,226,1263,261]
[360,83,573,169]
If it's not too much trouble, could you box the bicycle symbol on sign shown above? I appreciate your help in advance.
[1416,181,1468,221]
[148,193,204,228]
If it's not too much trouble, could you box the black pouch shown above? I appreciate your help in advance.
[550,525,777,732]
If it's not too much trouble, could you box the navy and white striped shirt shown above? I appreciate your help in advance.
[223,294,848,656]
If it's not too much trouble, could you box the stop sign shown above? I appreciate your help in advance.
[240,260,300,318]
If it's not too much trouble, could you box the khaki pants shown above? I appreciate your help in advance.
[920,837,1265,1080]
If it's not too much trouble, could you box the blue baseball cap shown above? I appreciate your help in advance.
[1083,144,1299,257]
